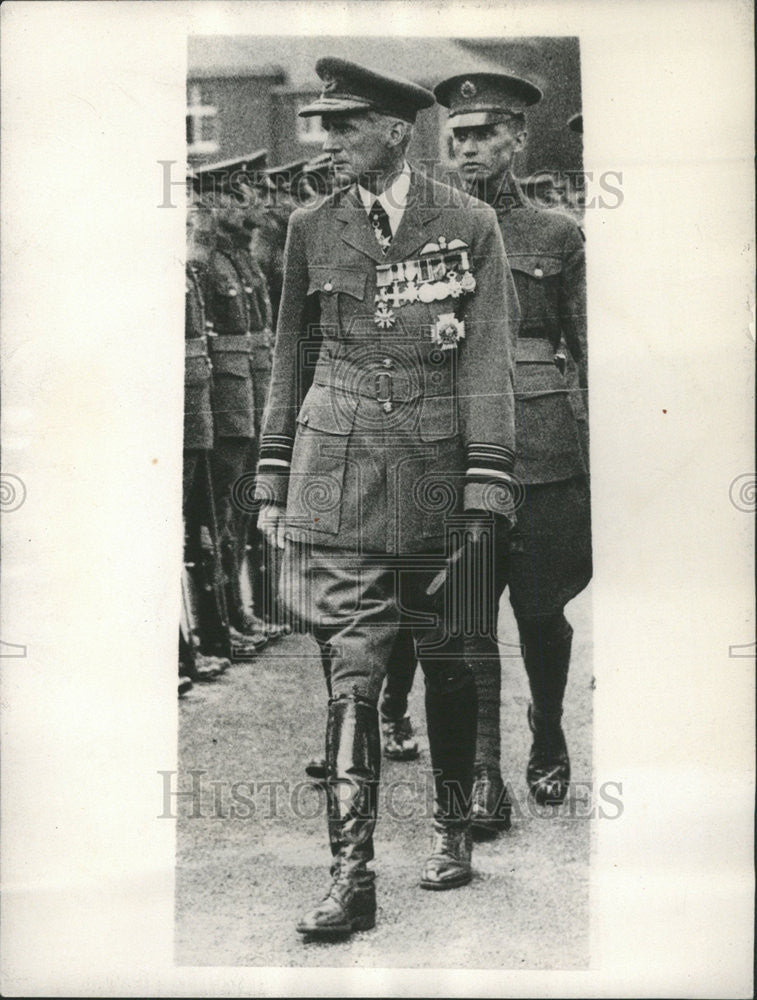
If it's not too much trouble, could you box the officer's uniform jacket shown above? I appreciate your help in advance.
[256,168,520,554]
[494,174,588,484]
[184,262,214,451]
[207,228,273,439]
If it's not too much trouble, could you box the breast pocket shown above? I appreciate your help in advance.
[211,281,249,336]
[287,384,357,535]
[308,266,368,334]
[508,253,562,330]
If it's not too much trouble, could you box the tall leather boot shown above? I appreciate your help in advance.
[519,613,573,805]
[421,673,477,890]
[296,694,379,938]
[468,651,512,837]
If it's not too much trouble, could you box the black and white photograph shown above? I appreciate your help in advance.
[177,33,594,968]
[1,2,753,996]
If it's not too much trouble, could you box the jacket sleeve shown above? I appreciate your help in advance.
[255,209,316,507]
[457,204,520,520]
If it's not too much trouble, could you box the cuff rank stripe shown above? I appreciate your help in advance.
[466,442,515,475]
[259,433,293,473]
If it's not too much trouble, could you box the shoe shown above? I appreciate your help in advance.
[471,764,512,838]
[381,715,419,761]
[264,620,290,642]
[305,756,327,782]
[193,653,224,681]
[178,675,193,696]
[228,626,266,660]
[420,824,473,890]
[230,622,268,649]
[526,704,571,805]
[296,862,376,938]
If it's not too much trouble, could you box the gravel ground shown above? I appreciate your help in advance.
[176,586,593,969]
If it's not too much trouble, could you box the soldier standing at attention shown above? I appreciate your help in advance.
[180,189,231,689]
[255,57,520,939]
[433,72,591,831]
[195,153,274,657]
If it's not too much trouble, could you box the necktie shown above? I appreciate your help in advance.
[369,199,392,253]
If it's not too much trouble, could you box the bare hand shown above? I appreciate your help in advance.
[258,504,287,550]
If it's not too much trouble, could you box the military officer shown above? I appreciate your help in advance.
[256,57,520,939]
[181,183,231,685]
[432,72,591,830]
[195,151,275,656]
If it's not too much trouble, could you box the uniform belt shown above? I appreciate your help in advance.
[314,371,417,403]
[209,334,254,353]
[185,336,209,358]
[515,339,557,363]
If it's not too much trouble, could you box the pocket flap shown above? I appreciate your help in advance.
[297,384,356,435]
[308,265,367,300]
[418,395,458,441]
[514,362,567,398]
[211,352,250,378]
[507,253,562,279]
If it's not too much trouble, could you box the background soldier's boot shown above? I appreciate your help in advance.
[519,614,573,805]
[381,715,419,761]
[222,534,267,653]
[296,694,379,939]
[304,643,333,783]
[421,674,477,890]
[240,542,284,641]
[379,628,419,761]
[178,632,195,696]
[468,654,512,837]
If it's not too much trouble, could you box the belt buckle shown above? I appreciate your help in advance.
[375,371,393,412]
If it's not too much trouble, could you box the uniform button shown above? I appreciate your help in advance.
[244,286,253,294]
[382,358,393,368]
[534,267,543,278]
[324,281,334,292]
[228,287,238,296]
[383,401,393,413]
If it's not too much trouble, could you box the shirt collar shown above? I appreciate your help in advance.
[357,162,412,234]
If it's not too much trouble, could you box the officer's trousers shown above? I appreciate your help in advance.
[280,542,472,704]
[465,477,591,768]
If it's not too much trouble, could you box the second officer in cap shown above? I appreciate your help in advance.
[256,56,520,938]
[433,71,591,829]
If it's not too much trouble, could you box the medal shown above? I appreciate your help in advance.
[431,313,465,350]
[403,281,419,303]
[446,274,463,298]
[374,301,396,329]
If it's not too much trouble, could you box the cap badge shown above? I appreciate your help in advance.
[321,71,338,93]
[460,80,477,99]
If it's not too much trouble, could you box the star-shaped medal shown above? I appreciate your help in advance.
[374,301,396,329]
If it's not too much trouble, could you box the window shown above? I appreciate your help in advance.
[187,82,219,156]
[296,99,327,144]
